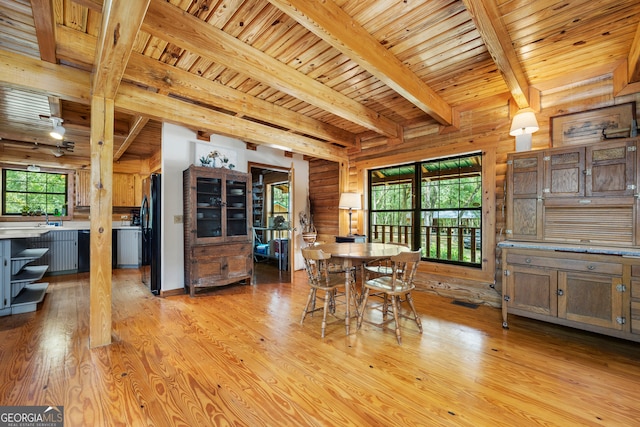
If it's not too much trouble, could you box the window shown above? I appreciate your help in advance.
[269,181,290,222]
[2,169,68,216]
[368,153,482,267]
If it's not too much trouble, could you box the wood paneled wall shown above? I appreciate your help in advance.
[342,75,640,307]
[308,158,340,244]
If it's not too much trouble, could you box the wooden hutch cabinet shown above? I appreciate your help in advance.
[500,138,640,343]
[183,165,253,297]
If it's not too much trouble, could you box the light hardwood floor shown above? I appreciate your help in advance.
[1,265,639,426]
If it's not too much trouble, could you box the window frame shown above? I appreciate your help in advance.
[269,181,290,220]
[0,164,75,222]
[366,151,484,271]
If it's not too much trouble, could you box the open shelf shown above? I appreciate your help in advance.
[11,248,49,274]
[11,282,48,314]
[11,265,49,283]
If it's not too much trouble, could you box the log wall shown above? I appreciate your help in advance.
[308,158,340,245]
[312,74,640,307]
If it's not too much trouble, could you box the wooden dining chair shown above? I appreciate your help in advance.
[357,249,422,345]
[301,248,358,338]
[363,242,409,281]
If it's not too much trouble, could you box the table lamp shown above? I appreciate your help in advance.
[339,192,361,236]
[509,110,539,152]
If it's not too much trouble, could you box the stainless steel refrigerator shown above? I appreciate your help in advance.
[140,173,161,295]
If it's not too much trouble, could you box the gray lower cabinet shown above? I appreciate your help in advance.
[117,229,140,268]
[0,238,49,316]
[27,230,78,274]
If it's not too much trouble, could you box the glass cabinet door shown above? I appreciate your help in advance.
[226,179,247,237]
[196,177,222,238]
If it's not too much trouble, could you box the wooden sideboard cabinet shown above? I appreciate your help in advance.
[499,243,640,342]
[631,265,640,335]
[501,137,640,342]
[183,165,253,297]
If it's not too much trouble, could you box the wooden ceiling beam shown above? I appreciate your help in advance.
[0,49,90,103]
[48,96,62,118]
[461,0,531,109]
[92,0,150,99]
[115,82,347,163]
[114,115,149,161]
[56,25,357,147]
[627,21,640,83]
[29,0,57,63]
[142,0,399,138]
[0,49,342,159]
[56,25,95,68]
[124,52,356,147]
[268,0,452,126]
[0,144,89,169]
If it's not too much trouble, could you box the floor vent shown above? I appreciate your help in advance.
[451,300,479,309]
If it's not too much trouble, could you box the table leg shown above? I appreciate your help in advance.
[344,268,351,335]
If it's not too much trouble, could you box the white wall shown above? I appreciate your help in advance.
[160,123,310,293]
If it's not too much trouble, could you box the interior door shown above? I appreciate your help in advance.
[249,163,293,282]
[288,162,295,282]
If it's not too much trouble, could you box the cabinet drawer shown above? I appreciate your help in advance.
[506,253,622,275]
[632,279,640,299]
[632,301,640,335]
[192,242,251,257]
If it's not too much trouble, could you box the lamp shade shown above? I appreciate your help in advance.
[339,192,361,210]
[509,111,539,136]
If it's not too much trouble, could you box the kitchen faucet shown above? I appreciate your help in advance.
[43,212,49,225]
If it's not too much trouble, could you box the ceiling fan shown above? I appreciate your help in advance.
[50,140,75,157]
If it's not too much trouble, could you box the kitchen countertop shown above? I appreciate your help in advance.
[0,222,141,237]
[497,240,640,257]
[0,227,52,239]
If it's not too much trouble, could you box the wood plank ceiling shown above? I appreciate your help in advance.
[0,0,639,168]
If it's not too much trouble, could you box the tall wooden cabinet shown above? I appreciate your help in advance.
[500,138,640,343]
[506,139,637,246]
[183,165,253,297]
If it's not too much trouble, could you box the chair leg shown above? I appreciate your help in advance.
[357,288,370,329]
[390,295,402,345]
[301,288,316,324]
[382,294,390,318]
[405,292,423,333]
[321,290,331,338]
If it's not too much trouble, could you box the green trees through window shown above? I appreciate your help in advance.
[368,153,482,267]
[270,182,290,221]
[3,169,68,216]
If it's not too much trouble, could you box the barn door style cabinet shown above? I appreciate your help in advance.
[183,165,253,297]
[500,137,640,343]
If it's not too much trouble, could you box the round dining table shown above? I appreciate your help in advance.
[314,242,409,334]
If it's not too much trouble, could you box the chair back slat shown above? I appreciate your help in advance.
[390,249,421,285]
[302,248,336,287]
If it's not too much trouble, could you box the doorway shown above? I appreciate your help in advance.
[250,163,292,281]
